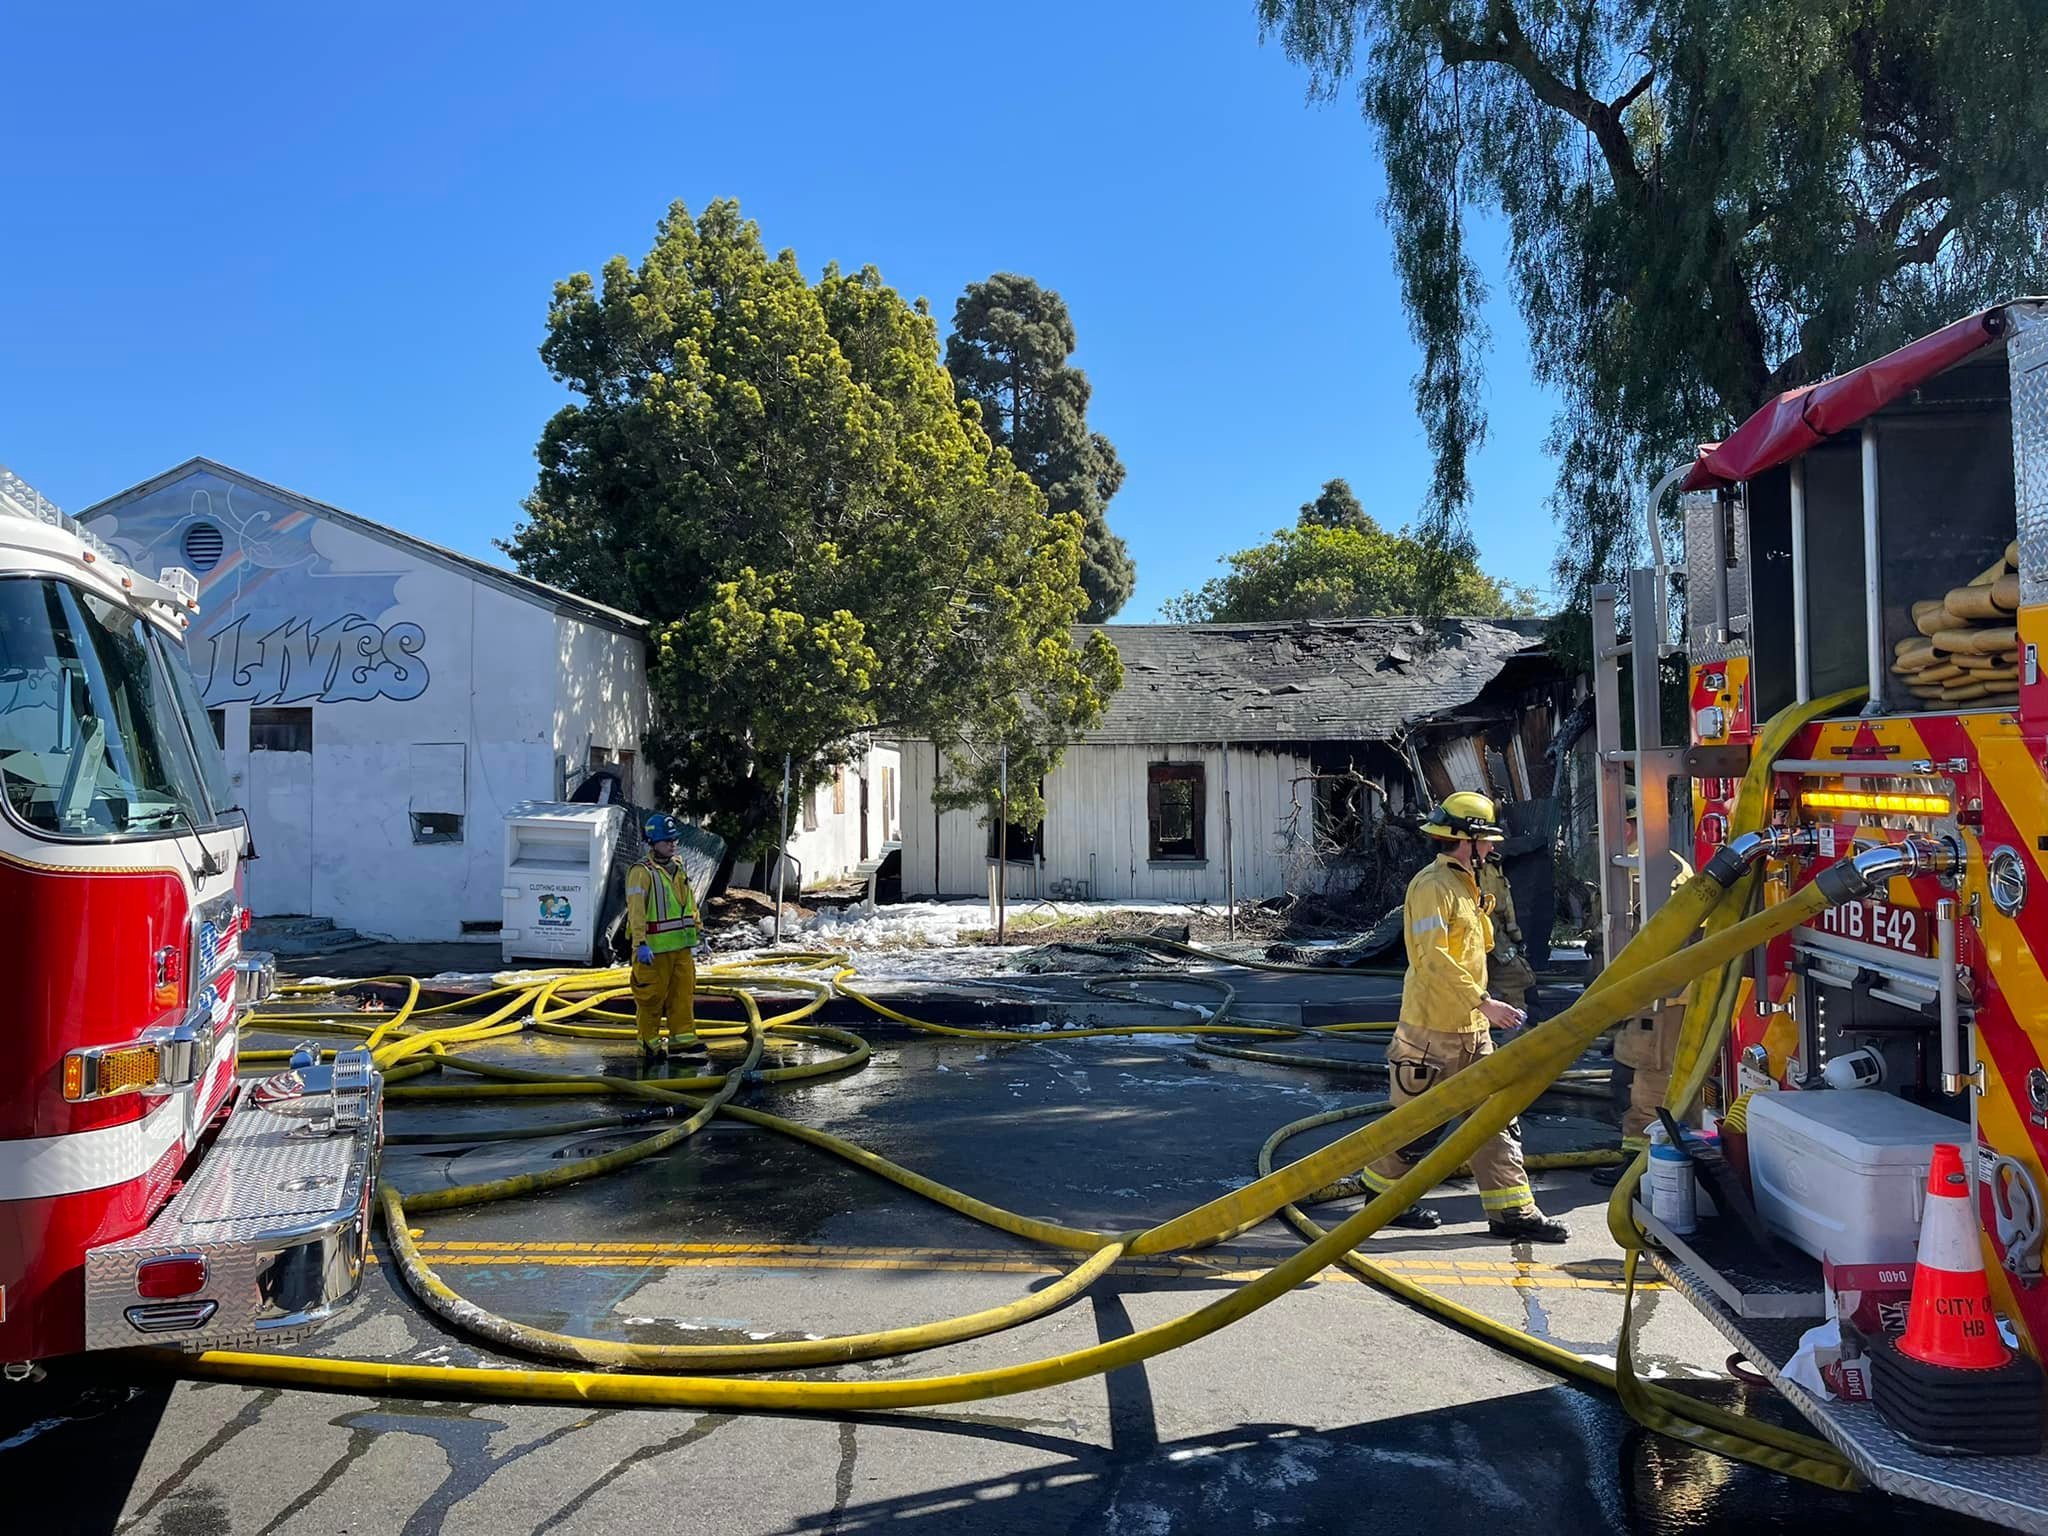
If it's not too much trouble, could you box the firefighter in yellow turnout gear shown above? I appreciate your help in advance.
[1318,792,1569,1242]
[627,813,700,1057]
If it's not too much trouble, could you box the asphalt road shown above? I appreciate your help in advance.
[3,970,2006,1536]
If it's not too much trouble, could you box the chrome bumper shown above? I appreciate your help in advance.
[82,1049,382,1352]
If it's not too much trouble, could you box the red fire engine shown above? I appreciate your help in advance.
[0,486,381,1372]
[1597,298,2048,1526]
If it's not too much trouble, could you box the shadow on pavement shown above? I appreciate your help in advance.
[1,1358,176,1534]
[787,1384,1999,1536]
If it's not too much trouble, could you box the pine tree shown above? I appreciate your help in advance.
[946,274,1135,620]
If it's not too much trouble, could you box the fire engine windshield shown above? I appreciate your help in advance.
[150,618,235,814]
[0,576,222,838]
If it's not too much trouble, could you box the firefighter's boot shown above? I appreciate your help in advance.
[1487,1210,1569,1243]
[1304,1173,1442,1228]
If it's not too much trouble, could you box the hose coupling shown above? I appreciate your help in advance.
[1702,826,1819,888]
[1814,835,1962,905]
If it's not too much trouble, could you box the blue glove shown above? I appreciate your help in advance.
[635,942,654,965]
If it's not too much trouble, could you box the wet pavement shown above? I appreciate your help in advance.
[2,967,2007,1535]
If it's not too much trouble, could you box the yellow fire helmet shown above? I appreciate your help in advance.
[1423,790,1508,842]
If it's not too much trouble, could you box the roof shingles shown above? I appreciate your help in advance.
[1077,619,1544,745]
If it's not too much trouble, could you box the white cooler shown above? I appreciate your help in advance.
[500,801,627,964]
[1747,1088,1963,1267]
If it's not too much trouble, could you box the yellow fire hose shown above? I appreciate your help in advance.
[172,690,1868,1486]
[171,876,1835,1428]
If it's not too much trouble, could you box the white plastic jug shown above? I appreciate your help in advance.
[1647,1121,1698,1235]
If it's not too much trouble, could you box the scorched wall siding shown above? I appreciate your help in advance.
[898,742,1316,902]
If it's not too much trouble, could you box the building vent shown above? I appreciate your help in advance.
[182,521,224,571]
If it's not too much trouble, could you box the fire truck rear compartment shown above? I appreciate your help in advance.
[1695,350,2021,721]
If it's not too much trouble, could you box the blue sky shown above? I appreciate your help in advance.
[1,2,1562,619]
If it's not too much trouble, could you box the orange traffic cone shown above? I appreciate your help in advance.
[1897,1143,2010,1371]
[1872,1142,2043,1456]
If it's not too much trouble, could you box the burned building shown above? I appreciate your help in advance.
[895,618,1579,946]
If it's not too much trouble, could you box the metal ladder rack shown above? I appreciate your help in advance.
[1590,566,1687,963]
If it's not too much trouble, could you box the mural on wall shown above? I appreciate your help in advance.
[85,466,430,706]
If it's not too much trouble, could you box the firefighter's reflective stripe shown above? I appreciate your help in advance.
[0,1095,185,1200]
[1366,1020,1541,1219]
[1400,855,1494,1034]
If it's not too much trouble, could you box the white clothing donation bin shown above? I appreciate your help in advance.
[501,801,627,965]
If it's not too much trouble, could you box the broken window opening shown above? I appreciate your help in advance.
[1147,762,1206,862]
[1314,774,1380,855]
[249,707,312,754]
[987,779,1045,863]
[410,811,464,845]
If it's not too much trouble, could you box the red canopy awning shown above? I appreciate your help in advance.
[1680,306,2012,491]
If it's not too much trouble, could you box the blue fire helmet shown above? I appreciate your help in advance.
[644,812,682,844]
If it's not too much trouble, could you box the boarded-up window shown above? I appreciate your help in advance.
[833,767,847,816]
[803,781,820,832]
[880,765,895,840]
[1147,762,1205,861]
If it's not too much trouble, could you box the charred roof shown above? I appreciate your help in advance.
[1078,618,1553,746]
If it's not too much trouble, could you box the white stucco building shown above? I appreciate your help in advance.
[781,743,901,889]
[80,458,649,942]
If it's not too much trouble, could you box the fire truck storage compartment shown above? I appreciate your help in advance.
[1792,931,1972,1113]
[1873,357,2018,713]
[1747,1088,1958,1268]
[1743,467,1797,723]
[1799,440,1871,701]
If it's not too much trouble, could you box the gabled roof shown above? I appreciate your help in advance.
[77,457,645,636]
[1075,618,1552,745]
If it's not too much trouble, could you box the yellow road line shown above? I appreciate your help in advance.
[413,1237,1616,1277]
[392,1245,1655,1291]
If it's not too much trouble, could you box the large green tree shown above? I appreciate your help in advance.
[504,201,1121,843]
[1257,0,2048,629]
[945,274,1136,621]
[1163,488,1538,620]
